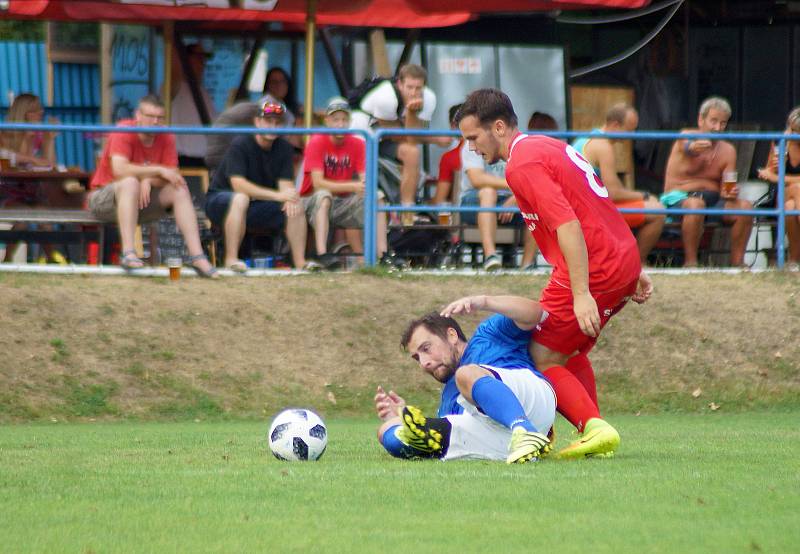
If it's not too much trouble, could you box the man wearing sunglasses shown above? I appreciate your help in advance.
[205,100,317,271]
[88,94,217,277]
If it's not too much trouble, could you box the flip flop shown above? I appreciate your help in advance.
[187,254,220,279]
[226,260,248,274]
[120,250,145,270]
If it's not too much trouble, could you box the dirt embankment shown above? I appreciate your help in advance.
[0,271,798,421]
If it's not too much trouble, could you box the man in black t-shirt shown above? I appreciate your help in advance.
[205,100,316,271]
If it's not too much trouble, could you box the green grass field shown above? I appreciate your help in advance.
[2,413,798,553]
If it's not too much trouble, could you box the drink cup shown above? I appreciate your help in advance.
[167,257,182,281]
[438,203,452,226]
[722,170,738,197]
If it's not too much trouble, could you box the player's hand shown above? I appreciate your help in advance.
[574,292,600,337]
[632,271,654,304]
[440,295,487,318]
[139,178,151,209]
[374,386,405,420]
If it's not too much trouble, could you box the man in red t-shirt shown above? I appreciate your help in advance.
[456,89,653,459]
[88,94,216,277]
[301,97,400,268]
[431,104,464,206]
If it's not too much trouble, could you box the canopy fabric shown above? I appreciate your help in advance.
[1,0,472,28]
[405,0,651,12]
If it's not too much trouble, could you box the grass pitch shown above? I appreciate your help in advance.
[2,413,798,553]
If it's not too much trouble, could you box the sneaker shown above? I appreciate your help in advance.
[50,251,68,265]
[318,253,341,271]
[556,418,620,460]
[398,406,446,454]
[787,261,800,272]
[379,252,409,270]
[521,262,537,272]
[506,427,551,464]
[400,211,415,226]
[482,254,502,272]
[303,260,323,272]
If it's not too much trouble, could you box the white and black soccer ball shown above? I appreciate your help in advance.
[268,408,327,461]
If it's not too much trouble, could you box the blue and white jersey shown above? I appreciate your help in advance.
[437,314,543,417]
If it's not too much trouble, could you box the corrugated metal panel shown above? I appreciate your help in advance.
[0,41,100,170]
[0,42,48,103]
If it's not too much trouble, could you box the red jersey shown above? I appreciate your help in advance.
[506,133,640,291]
[300,134,366,197]
[90,119,177,190]
[438,139,463,183]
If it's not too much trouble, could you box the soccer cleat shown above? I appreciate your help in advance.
[556,417,620,460]
[506,427,551,464]
[398,406,445,454]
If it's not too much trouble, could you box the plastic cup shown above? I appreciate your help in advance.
[167,257,182,281]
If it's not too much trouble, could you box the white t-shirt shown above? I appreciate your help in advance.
[350,79,437,132]
[458,141,508,203]
[171,81,217,159]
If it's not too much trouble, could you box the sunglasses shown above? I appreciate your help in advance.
[261,103,286,117]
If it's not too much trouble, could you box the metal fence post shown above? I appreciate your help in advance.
[776,138,787,269]
[364,132,379,267]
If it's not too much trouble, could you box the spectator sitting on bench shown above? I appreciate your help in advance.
[458,132,537,272]
[571,104,666,263]
[0,92,74,264]
[757,106,800,271]
[299,97,403,270]
[204,99,317,272]
[88,94,218,277]
[662,96,753,267]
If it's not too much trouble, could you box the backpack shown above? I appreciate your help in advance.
[346,77,403,120]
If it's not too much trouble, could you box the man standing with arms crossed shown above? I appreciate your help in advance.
[456,89,653,458]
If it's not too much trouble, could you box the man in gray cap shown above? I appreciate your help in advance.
[300,96,402,269]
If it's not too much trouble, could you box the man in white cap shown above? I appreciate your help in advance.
[300,96,403,269]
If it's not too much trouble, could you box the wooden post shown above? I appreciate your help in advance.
[100,24,113,125]
[303,0,317,131]
[163,22,174,122]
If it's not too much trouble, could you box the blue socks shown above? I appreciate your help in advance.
[382,425,425,459]
[471,375,537,433]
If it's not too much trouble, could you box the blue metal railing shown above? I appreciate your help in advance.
[1,122,798,268]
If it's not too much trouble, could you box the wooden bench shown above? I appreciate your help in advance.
[0,208,107,263]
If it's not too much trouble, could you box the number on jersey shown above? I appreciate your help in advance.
[565,144,609,198]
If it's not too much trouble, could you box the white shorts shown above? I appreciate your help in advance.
[442,366,556,462]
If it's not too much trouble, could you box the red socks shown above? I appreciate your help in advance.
[543,362,601,433]
[566,353,598,408]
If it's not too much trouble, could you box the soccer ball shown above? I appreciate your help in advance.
[268,408,328,461]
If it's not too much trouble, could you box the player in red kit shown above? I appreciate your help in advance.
[456,89,653,459]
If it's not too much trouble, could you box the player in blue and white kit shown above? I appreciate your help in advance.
[375,295,556,464]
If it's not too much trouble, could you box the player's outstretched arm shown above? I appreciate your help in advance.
[440,295,543,330]
[375,386,406,421]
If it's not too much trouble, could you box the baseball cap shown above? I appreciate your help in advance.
[259,99,287,120]
[325,96,351,116]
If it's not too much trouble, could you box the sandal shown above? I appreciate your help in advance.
[120,250,145,270]
[226,260,248,274]
[187,254,220,279]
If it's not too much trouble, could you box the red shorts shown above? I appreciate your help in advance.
[534,277,639,356]
[615,199,646,229]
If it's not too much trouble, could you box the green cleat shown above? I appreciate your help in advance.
[556,418,620,460]
[398,406,445,454]
[506,427,551,464]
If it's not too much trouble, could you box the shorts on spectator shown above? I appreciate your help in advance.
[665,190,725,224]
[459,189,524,226]
[303,189,385,229]
[205,191,285,231]
[88,181,171,223]
[614,199,646,228]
